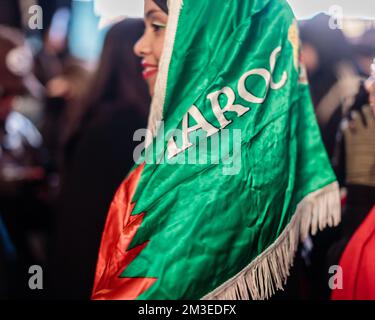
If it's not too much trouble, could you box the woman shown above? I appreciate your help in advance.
[328,59,375,300]
[92,0,341,300]
[49,19,150,299]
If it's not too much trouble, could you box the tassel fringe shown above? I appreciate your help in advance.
[202,182,341,300]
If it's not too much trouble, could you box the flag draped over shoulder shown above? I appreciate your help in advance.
[92,0,341,300]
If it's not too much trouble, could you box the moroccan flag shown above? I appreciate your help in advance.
[92,0,341,300]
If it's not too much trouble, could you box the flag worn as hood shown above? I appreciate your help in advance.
[92,0,341,300]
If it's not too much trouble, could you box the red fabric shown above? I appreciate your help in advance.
[331,206,375,300]
[91,163,157,300]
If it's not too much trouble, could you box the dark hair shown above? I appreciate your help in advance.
[299,14,352,72]
[64,18,150,153]
[352,29,375,57]
[84,18,150,116]
[153,0,169,13]
[299,14,354,105]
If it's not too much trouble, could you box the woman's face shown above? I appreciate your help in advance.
[134,0,168,97]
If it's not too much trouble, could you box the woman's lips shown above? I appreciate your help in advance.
[143,67,158,79]
[142,60,158,79]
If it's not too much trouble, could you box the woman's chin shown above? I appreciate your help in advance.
[146,76,157,98]
[149,87,155,97]
[148,83,156,98]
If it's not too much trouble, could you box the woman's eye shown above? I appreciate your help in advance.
[152,23,166,33]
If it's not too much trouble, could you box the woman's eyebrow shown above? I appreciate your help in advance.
[145,9,162,19]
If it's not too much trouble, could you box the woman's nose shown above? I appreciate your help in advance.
[134,34,149,58]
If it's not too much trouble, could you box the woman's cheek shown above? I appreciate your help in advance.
[155,33,166,61]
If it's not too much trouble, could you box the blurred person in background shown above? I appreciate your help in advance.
[352,29,375,78]
[294,15,375,300]
[275,14,359,300]
[48,18,150,299]
[328,58,375,300]
[34,5,72,86]
[36,5,91,184]
[0,25,50,299]
[299,14,361,161]
[329,104,375,300]
[42,58,91,180]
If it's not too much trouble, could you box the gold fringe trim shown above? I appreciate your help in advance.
[202,182,341,300]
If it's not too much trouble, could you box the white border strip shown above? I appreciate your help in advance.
[145,0,184,147]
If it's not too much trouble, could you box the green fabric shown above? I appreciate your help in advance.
[122,0,336,299]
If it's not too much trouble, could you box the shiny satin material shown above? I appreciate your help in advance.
[93,0,337,300]
[92,164,157,300]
